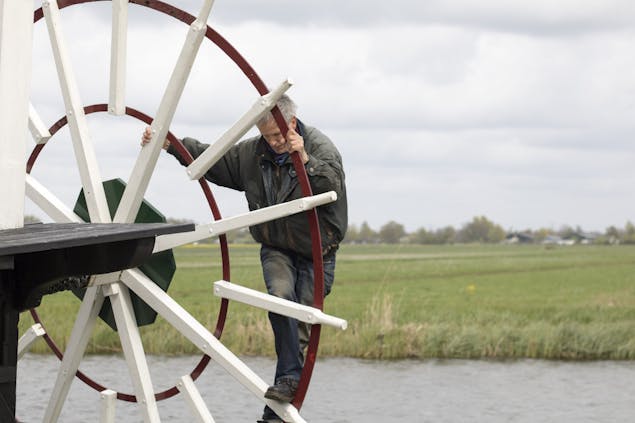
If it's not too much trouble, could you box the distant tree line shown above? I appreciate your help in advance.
[343,216,635,245]
[345,216,505,244]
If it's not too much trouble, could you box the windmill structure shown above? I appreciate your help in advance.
[0,1,346,421]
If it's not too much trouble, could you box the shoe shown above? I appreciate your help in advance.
[263,377,299,402]
[257,420,283,423]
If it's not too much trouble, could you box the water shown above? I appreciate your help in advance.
[16,355,635,422]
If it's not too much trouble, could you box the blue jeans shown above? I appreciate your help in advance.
[260,245,335,420]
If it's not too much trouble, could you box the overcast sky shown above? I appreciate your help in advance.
[25,0,635,233]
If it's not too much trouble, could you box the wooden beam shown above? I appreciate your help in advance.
[0,0,34,229]
[43,0,111,223]
[114,0,216,224]
[186,79,293,180]
[109,0,128,115]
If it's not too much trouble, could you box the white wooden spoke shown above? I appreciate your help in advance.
[214,280,348,330]
[42,0,110,223]
[109,0,128,116]
[186,79,293,180]
[25,174,83,223]
[206,191,336,237]
[17,323,46,359]
[44,286,106,423]
[103,282,160,423]
[113,0,216,224]
[120,268,307,423]
[29,103,52,144]
[99,389,117,423]
[0,0,32,229]
[153,190,337,253]
[177,375,216,423]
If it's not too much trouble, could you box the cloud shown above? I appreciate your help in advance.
[207,0,635,34]
[46,1,635,34]
[23,1,635,234]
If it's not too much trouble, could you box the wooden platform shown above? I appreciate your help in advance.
[0,222,194,421]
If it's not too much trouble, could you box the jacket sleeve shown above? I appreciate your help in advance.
[303,128,345,196]
[167,137,245,191]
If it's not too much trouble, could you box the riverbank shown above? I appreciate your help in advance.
[20,243,635,359]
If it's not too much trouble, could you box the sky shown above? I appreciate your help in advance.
[24,0,635,233]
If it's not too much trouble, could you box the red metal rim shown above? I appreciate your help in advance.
[32,0,324,410]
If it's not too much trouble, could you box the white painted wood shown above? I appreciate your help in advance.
[0,0,33,229]
[120,269,268,395]
[186,79,293,180]
[17,324,46,360]
[177,375,215,423]
[43,286,106,423]
[120,268,306,423]
[153,224,212,253]
[104,282,160,423]
[207,191,336,237]
[153,191,337,252]
[114,0,215,224]
[43,0,111,224]
[25,174,83,223]
[99,389,117,423]
[29,103,52,144]
[91,271,124,287]
[109,0,128,115]
[214,280,348,330]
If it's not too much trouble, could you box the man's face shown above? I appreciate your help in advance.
[258,117,296,154]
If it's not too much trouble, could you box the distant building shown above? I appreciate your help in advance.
[572,232,598,244]
[505,232,534,244]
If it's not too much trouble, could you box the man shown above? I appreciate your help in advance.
[141,94,347,422]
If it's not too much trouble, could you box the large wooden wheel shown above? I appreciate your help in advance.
[21,1,346,421]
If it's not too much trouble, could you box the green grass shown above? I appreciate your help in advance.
[20,243,635,360]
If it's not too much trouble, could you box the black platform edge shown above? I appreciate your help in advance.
[0,222,194,257]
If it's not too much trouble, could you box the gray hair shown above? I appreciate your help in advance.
[257,94,297,127]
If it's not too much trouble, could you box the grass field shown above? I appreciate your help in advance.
[20,243,635,360]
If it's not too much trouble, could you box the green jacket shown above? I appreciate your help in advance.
[168,120,347,258]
